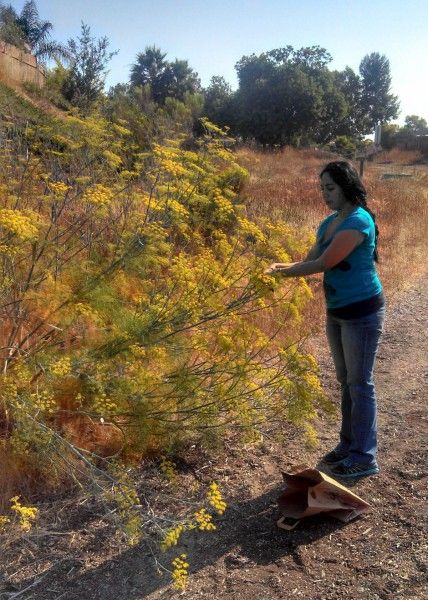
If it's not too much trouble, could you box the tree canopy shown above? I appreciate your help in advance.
[130,46,200,104]
[202,47,402,147]
[358,52,400,132]
[62,22,117,113]
[404,114,428,135]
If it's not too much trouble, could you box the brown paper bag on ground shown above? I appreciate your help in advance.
[277,465,371,530]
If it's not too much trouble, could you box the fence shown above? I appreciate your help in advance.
[0,41,45,88]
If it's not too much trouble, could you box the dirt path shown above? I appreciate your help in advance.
[1,275,427,600]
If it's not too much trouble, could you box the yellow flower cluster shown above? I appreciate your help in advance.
[160,523,186,551]
[250,272,276,296]
[151,197,189,222]
[119,169,139,180]
[213,190,234,221]
[50,356,72,376]
[123,513,143,546]
[103,149,123,168]
[150,346,168,361]
[160,456,177,481]
[183,150,198,162]
[153,144,191,178]
[214,147,233,161]
[0,243,18,256]
[153,145,177,159]
[0,379,17,402]
[212,230,233,257]
[106,467,143,546]
[0,209,39,240]
[171,554,189,591]
[218,333,233,351]
[31,389,56,415]
[92,392,117,417]
[0,515,11,529]
[303,371,323,393]
[129,344,146,358]
[207,482,227,515]
[164,159,189,177]
[10,496,38,532]
[48,181,70,197]
[83,184,114,207]
[200,118,226,136]
[112,123,132,137]
[75,303,101,323]
[9,432,30,455]
[237,217,266,244]
[194,508,216,531]
[167,198,189,219]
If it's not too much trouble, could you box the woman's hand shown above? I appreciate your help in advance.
[264,262,297,275]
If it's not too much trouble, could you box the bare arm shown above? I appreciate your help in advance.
[303,243,321,262]
[265,230,364,277]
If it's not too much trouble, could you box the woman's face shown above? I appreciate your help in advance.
[320,172,348,212]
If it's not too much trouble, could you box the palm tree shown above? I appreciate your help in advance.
[130,46,169,103]
[0,1,68,62]
[130,46,200,104]
[164,59,201,100]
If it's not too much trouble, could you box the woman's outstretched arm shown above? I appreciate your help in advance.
[265,230,364,277]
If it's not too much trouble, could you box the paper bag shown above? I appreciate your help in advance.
[277,466,371,530]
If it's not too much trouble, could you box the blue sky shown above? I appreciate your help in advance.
[13,0,428,125]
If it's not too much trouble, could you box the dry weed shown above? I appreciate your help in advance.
[374,148,424,166]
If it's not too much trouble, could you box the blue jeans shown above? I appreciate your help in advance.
[326,307,385,465]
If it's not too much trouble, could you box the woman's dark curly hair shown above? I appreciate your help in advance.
[320,161,379,261]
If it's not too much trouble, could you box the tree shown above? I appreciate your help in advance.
[359,52,400,132]
[130,46,200,104]
[403,115,428,135]
[62,23,117,113]
[268,45,332,72]
[0,4,25,47]
[130,45,169,103]
[0,0,68,62]
[332,67,365,139]
[305,69,348,145]
[380,123,400,149]
[203,76,236,130]
[162,59,201,101]
[234,47,335,146]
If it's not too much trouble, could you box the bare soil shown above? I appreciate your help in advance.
[1,274,427,600]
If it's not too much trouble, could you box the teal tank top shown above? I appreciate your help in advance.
[316,207,382,309]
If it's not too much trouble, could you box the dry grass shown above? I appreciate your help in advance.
[237,147,338,235]
[374,148,424,166]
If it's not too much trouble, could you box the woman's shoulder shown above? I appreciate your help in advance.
[319,212,337,229]
[341,207,374,231]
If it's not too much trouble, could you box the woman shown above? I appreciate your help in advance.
[266,161,384,479]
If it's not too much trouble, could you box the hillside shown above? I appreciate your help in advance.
[0,81,63,125]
